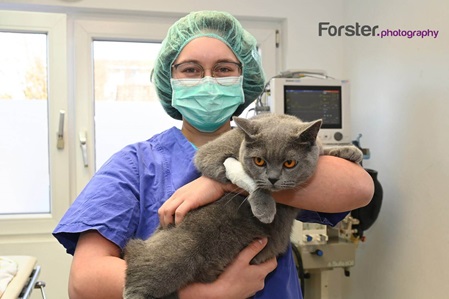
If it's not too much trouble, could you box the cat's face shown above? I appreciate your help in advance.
[235,115,322,191]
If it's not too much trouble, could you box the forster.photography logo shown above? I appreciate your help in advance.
[318,22,439,39]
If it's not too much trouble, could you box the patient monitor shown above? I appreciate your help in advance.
[266,74,352,145]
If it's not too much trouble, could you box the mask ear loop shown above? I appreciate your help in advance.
[150,68,155,83]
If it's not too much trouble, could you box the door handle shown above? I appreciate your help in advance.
[57,110,65,149]
[79,131,88,167]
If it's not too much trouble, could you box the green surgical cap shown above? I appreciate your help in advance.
[152,10,266,120]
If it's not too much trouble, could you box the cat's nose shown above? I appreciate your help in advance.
[268,177,278,185]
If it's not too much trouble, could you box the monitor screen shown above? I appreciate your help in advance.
[284,85,342,129]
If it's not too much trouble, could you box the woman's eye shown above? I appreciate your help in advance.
[283,160,297,168]
[215,67,231,74]
[253,157,266,167]
[182,67,200,74]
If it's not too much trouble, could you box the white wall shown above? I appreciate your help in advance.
[341,0,449,298]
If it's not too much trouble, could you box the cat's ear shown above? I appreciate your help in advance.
[233,117,258,138]
[299,119,322,144]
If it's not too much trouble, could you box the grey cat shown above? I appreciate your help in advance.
[124,113,362,299]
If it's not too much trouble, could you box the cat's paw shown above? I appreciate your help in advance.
[248,189,276,224]
[324,145,363,164]
[224,157,257,193]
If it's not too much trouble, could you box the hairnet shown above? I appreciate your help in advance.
[152,10,265,120]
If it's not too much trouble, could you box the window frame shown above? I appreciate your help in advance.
[0,10,69,235]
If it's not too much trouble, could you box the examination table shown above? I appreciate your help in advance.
[0,256,46,299]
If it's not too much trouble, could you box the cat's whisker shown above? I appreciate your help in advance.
[223,197,234,206]
[291,184,306,192]
[223,190,247,206]
[236,195,249,211]
[221,191,249,212]
[229,187,242,194]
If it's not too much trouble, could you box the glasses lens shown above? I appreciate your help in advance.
[212,62,242,78]
[173,62,204,79]
[172,61,242,86]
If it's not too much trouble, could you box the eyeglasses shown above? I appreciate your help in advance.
[172,61,242,86]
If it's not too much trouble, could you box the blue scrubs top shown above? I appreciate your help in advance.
[53,127,347,299]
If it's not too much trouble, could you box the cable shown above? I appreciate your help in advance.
[291,243,306,297]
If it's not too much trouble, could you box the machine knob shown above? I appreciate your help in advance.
[334,132,343,141]
[305,235,313,242]
[312,249,324,257]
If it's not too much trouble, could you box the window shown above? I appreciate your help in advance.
[0,32,50,214]
[92,41,179,169]
[0,10,68,235]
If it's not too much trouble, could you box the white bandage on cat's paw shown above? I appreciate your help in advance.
[223,157,257,193]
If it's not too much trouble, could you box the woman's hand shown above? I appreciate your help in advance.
[158,176,242,227]
[178,238,277,299]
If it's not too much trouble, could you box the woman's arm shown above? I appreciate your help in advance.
[69,231,126,299]
[273,155,374,212]
[159,156,374,226]
[69,231,276,299]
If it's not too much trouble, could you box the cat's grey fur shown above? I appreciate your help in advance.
[124,113,362,299]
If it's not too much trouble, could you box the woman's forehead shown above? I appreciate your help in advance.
[174,37,238,65]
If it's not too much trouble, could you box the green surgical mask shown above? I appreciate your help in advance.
[171,76,245,132]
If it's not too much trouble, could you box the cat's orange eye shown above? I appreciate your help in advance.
[283,160,297,168]
[253,157,266,167]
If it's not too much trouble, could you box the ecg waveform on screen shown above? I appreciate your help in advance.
[285,88,341,128]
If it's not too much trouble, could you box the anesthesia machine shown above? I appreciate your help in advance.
[255,70,383,299]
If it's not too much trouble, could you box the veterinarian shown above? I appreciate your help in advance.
[54,10,374,299]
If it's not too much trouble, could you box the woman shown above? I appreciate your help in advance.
[54,11,373,299]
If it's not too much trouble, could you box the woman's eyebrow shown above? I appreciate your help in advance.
[174,58,240,65]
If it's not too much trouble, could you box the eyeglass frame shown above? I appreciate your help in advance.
[171,61,243,79]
